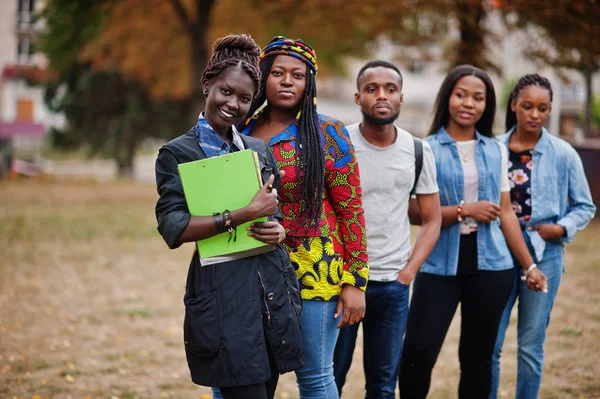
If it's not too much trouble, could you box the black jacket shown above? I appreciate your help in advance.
[155,129,303,387]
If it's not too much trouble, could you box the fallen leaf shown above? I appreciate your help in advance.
[40,379,47,385]
[200,395,211,399]
[32,396,42,399]
[65,374,75,383]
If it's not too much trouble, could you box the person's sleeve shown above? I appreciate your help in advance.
[323,122,369,290]
[155,148,191,249]
[556,146,596,243]
[499,142,511,193]
[415,140,439,195]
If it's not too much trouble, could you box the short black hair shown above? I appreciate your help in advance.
[428,65,496,137]
[356,60,403,91]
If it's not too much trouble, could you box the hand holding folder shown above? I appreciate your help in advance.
[177,149,276,261]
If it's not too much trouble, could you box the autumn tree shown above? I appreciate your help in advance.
[501,0,600,135]
[39,0,525,177]
[40,0,194,177]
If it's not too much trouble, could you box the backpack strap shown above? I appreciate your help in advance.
[411,137,423,198]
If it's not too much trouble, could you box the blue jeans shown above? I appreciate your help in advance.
[295,299,341,399]
[213,299,340,399]
[490,234,564,399]
[333,280,410,399]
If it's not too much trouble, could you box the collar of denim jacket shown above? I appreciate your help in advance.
[436,126,486,145]
[503,125,551,154]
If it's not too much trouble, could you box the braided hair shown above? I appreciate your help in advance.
[201,34,261,94]
[240,36,324,230]
[505,74,553,131]
[428,65,497,137]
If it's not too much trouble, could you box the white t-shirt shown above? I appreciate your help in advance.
[456,140,510,234]
[348,123,439,282]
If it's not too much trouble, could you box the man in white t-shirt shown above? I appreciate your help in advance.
[333,60,441,398]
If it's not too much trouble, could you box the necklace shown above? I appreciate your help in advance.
[457,144,475,162]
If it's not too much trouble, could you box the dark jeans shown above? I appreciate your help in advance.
[334,280,410,398]
[399,233,514,399]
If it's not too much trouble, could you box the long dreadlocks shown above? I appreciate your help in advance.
[240,36,324,230]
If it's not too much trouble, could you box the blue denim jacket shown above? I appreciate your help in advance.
[421,128,512,276]
[498,127,596,261]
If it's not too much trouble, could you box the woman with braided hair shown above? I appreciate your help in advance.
[155,34,303,399]
[242,36,368,399]
[490,74,595,399]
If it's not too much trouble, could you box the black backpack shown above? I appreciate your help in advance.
[410,137,423,198]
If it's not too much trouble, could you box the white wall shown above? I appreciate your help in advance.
[1,79,65,128]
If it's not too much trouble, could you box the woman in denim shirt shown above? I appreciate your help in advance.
[400,65,547,399]
[490,74,596,399]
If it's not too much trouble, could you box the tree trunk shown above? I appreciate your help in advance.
[117,129,137,179]
[583,68,593,137]
[187,0,216,121]
[455,0,485,68]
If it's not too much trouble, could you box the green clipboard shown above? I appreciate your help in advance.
[177,149,268,259]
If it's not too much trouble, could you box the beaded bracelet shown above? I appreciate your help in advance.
[457,200,465,223]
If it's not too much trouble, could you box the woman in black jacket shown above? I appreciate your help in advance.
[155,34,303,399]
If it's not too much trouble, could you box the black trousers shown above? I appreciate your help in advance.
[399,233,513,399]
[220,336,279,399]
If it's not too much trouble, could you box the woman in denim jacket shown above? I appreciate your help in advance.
[490,74,596,399]
[400,65,547,399]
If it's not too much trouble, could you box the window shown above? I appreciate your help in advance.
[16,99,34,122]
[18,0,36,28]
[17,37,33,63]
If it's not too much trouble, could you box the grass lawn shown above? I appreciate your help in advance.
[1,180,598,398]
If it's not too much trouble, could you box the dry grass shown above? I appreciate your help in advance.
[0,180,598,398]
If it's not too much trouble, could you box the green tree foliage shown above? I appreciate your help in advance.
[40,0,190,177]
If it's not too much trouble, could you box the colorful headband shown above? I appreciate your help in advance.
[260,36,318,75]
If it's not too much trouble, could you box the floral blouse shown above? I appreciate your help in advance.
[508,149,533,222]
[243,114,369,301]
